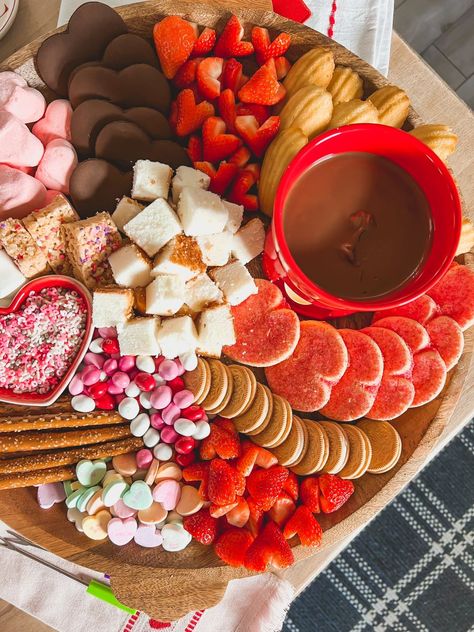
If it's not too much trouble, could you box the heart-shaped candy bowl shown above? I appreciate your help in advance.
[0,275,92,406]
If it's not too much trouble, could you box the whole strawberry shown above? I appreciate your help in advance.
[183,509,218,545]
[319,474,354,513]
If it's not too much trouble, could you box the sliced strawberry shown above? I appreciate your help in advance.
[222,59,246,95]
[229,146,251,168]
[218,89,236,132]
[153,16,197,79]
[233,468,246,497]
[214,15,254,58]
[200,422,241,460]
[235,114,280,157]
[199,471,209,501]
[300,477,320,514]
[273,0,312,23]
[283,505,323,547]
[187,135,203,162]
[191,27,216,57]
[214,527,254,567]
[247,465,289,511]
[235,103,271,126]
[245,163,261,180]
[319,474,355,514]
[235,441,259,477]
[255,446,278,469]
[197,57,224,100]
[213,417,238,435]
[250,26,270,65]
[182,461,209,482]
[275,56,291,80]
[267,491,296,527]
[174,89,215,137]
[244,521,294,571]
[247,497,264,537]
[173,58,201,89]
[183,508,218,545]
[202,116,242,162]
[238,59,286,105]
[228,167,258,211]
[210,501,239,518]
[208,458,237,506]
[283,471,299,502]
[227,497,250,527]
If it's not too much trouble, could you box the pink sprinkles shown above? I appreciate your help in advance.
[0,287,87,394]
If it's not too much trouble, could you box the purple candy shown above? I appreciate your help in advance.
[112,371,131,389]
[83,352,105,369]
[158,359,180,381]
[103,358,118,376]
[173,389,194,410]
[150,385,172,410]
[161,402,181,426]
[160,426,179,444]
[150,413,165,430]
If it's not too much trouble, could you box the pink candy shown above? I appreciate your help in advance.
[136,449,153,469]
[84,351,105,369]
[0,111,44,168]
[112,499,137,519]
[32,99,72,145]
[107,382,124,395]
[103,358,118,376]
[150,413,165,430]
[68,375,84,396]
[81,366,101,386]
[119,355,135,372]
[160,426,180,444]
[162,403,181,426]
[112,371,130,389]
[158,359,180,381]
[35,139,78,194]
[173,389,194,409]
[98,327,117,338]
[150,385,172,410]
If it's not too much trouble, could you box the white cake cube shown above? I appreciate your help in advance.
[210,261,257,306]
[157,315,198,358]
[172,166,210,204]
[152,235,205,281]
[118,317,161,356]
[185,273,223,312]
[223,200,244,234]
[197,304,236,357]
[92,287,134,327]
[132,160,172,201]
[196,232,233,267]
[146,275,185,316]
[231,218,265,265]
[124,198,182,257]
[109,244,152,288]
[0,250,26,299]
[111,197,144,232]
[177,187,228,237]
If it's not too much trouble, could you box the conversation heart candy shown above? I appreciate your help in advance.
[155,462,182,482]
[82,509,112,540]
[0,165,47,218]
[122,480,153,510]
[102,479,129,507]
[0,111,44,167]
[112,452,137,477]
[138,501,168,525]
[107,516,137,545]
[134,524,163,548]
[37,482,67,509]
[76,485,101,513]
[76,459,107,487]
[111,498,137,519]
[66,487,86,509]
[86,489,106,516]
[35,139,78,194]
[32,99,73,145]
[161,523,192,552]
[175,485,203,517]
[67,507,86,532]
[152,479,181,511]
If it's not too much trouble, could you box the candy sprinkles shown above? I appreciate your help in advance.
[0,287,87,393]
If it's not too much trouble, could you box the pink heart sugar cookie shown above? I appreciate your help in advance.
[0,111,44,167]
[37,482,67,509]
[35,139,78,194]
[134,524,163,548]
[0,165,47,219]
[32,99,73,145]
[107,516,137,545]
[152,479,181,511]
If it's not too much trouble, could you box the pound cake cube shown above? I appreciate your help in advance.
[118,316,161,356]
[197,304,236,357]
[196,231,233,266]
[146,274,185,316]
[0,250,26,298]
[177,187,228,236]
[223,200,244,234]
[210,261,257,306]
[0,218,50,278]
[172,166,210,204]
[152,235,206,281]
[231,218,265,265]
[93,287,135,328]
[111,196,144,232]
[124,198,181,257]
[157,315,198,358]
[62,212,122,288]
[185,273,223,312]
[109,244,153,288]
[132,160,172,201]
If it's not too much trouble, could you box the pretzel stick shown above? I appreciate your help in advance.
[0,437,143,475]
[0,466,76,490]
[0,425,132,453]
[0,411,123,433]
[0,396,72,418]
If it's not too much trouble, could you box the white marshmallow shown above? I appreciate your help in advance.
[109,244,152,288]
[172,166,210,204]
[92,287,134,328]
[111,196,144,232]
[177,186,228,236]
[223,200,244,234]
[146,275,185,316]
[123,198,182,257]
[196,231,233,266]
[184,273,223,312]
[197,304,236,358]
[231,218,265,265]
[132,160,172,201]
[210,261,257,306]
[157,315,198,359]
[0,249,26,298]
[152,235,205,281]
[118,317,161,356]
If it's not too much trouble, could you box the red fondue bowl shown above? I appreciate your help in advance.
[263,124,462,319]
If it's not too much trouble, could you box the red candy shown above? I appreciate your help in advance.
[135,372,156,392]
[94,393,115,410]
[181,405,206,421]
[176,452,196,466]
[167,376,185,393]
[175,436,196,454]
[88,382,108,399]
[154,356,165,371]
[102,338,120,354]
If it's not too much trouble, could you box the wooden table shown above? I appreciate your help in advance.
[0,0,473,624]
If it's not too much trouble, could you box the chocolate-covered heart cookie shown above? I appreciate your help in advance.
[68,64,171,112]
[71,100,172,156]
[69,159,132,217]
[95,120,190,170]
[36,2,127,96]
[101,33,159,70]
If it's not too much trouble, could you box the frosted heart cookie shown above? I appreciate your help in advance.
[219,365,257,418]
[338,425,372,479]
[201,358,229,411]
[356,419,402,474]
[183,357,210,404]
[318,421,349,474]
[270,415,305,467]
[233,382,270,433]
[245,384,274,436]
[206,364,234,415]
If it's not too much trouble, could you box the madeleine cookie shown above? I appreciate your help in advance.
[201,359,229,411]
[219,365,256,418]
[327,66,363,106]
[338,424,372,479]
[328,98,379,129]
[270,415,306,467]
[246,384,274,435]
[290,419,329,475]
[368,85,410,128]
[206,364,234,415]
[252,394,288,447]
[279,86,333,139]
[184,358,210,404]
[283,47,335,99]
[318,420,349,474]
[409,124,458,162]
[356,419,402,474]
[233,382,270,433]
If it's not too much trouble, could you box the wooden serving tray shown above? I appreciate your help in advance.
[0,1,473,621]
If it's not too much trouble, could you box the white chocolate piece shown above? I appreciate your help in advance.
[231,218,265,265]
[0,249,26,298]
[184,273,222,312]
[157,315,198,359]
[210,261,257,306]
[196,231,233,267]
[146,275,185,316]
[124,198,181,257]
[177,186,228,236]
[109,244,152,288]
[172,166,210,204]
[132,160,172,201]
[223,200,244,234]
[111,196,144,232]
[118,317,161,356]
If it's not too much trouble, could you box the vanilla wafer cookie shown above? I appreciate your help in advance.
[251,394,288,447]
[246,384,274,435]
[184,358,210,404]
[201,359,228,410]
[0,411,123,433]
[356,419,402,474]
[233,383,270,433]
[285,416,310,467]
[219,365,256,418]
[318,421,349,474]
[270,415,305,466]
[266,398,293,448]
[0,466,76,490]
[206,364,234,415]
[291,419,329,475]
[338,424,372,479]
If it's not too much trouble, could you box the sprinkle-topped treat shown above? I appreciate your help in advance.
[0,218,51,278]
[62,212,122,288]
[0,287,87,394]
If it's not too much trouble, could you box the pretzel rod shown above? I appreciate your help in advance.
[0,411,123,433]
[0,396,72,418]
[0,466,76,490]
[0,437,144,475]
[0,425,132,453]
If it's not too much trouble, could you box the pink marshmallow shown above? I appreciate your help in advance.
[35,139,78,194]
[0,165,46,219]
[44,190,62,204]
[32,99,72,145]
[0,71,46,123]
[0,72,26,104]
[0,111,44,167]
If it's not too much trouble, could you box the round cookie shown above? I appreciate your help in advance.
[338,424,372,479]
[356,419,402,474]
[251,394,288,447]
[285,416,310,467]
[184,358,210,404]
[270,415,306,467]
[201,359,229,411]
[266,398,294,448]
[290,419,329,475]
[219,365,256,418]
[318,421,349,474]
[233,383,270,433]
[245,385,274,436]
[206,364,234,415]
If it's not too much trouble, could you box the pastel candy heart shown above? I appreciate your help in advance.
[133,524,163,548]
[152,479,181,511]
[86,489,106,516]
[76,459,107,487]
[37,482,66,509]
[82,509,112,540]
[76,485,101,513]
[67,507,86,532]
[166,510,183,525]
[161,523,192,552]
[107,516,137,546]
[0,111,44,167]
[112,452,137,476]
[35,139,78,194]
[102,480,129,507]
[175,485,203,516]
[122,480,153,510]
[32,99,73,145]
[155,462,182,482]
[0,71,46,123]
[138,501,168,525]
[66,487,86,509]
[111,498,137,519]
